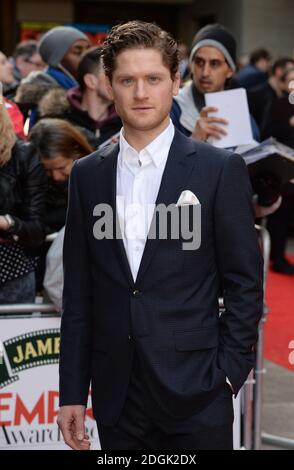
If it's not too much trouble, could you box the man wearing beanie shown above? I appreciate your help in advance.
[171,23,259,142]
[171,24,282,218]
[39,26,90,90]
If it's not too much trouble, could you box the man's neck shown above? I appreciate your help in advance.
[123,117,170,152]
[81,90,110,122]
[192,83,205,111]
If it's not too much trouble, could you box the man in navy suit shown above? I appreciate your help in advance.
[58,21,263,450]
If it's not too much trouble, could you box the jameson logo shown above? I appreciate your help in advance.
[0,330,60,388]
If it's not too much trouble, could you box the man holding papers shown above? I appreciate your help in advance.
[171,23,282,218]
[171,23,260,143]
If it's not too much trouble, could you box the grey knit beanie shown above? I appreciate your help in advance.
[190,24,236,72]
[39,26,88,67]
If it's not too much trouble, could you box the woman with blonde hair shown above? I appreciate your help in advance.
[0,102,47,303]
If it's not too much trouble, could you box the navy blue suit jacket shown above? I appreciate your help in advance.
[59,129,263,425]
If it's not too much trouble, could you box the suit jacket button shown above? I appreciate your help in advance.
[128,335,132,341]
[132,289,140,297]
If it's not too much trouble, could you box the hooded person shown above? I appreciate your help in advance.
[39,26,90,90]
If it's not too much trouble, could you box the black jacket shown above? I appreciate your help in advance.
[60,130,264,426]
[247,82,277,138]
[44,179,68,234]
[0,140,47,246]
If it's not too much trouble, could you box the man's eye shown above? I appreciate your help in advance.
[195,59,204,67]
[211,61,221,68]
[148,76,160,83]
[121,78,133,85]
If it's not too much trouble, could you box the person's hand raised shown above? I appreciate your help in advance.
[192,106,228,141]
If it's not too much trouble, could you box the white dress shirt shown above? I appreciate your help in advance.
[116,120,175,281]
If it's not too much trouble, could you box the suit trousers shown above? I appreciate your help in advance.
[97,349,234,450]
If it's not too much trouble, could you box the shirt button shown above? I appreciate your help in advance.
[132,289,140,297]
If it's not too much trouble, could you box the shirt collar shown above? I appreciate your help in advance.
[119,120,175,168]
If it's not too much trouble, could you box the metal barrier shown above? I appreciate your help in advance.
[253,224,271,450]
[262,433,294,450]
[0,303,57,314]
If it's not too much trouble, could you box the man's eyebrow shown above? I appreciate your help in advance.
[194,55,222,62]
[115,74,133,78]
[116,72,166,78]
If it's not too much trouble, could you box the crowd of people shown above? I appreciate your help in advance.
[0,22,294,306]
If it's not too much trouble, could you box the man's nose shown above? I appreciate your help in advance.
[202,62,211,76]
[134,80,148,99]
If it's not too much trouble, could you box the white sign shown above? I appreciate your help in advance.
[0,317,100,450]
[205,88,255,148]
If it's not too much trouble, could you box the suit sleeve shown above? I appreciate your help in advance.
[214,153,264,395]
[59,161,93,407]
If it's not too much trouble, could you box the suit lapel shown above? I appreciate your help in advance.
[136,130,197,285]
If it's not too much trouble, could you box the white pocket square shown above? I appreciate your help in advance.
[176,190,200,206]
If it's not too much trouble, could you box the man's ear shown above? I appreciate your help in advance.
[172,70,181,97]
[105,75,114,100]
[83,73,98,90]
[226,68,234,80]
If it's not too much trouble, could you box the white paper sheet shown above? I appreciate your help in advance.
[204,88,255,148]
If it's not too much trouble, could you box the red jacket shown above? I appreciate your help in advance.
[4,98,26,140]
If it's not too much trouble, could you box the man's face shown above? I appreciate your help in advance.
[0,52,14,84]
[256,58,271,73]
[191,46,233,94]
[108,48,180,133]
[15,52,45,78]
[61,39,90,77]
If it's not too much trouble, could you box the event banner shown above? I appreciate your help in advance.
[0,317,99,450]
